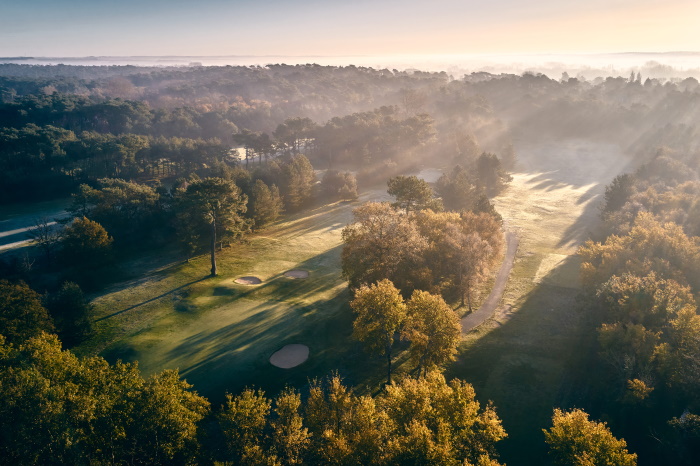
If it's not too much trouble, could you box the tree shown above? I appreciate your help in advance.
[387,175,440,213]
[273,117,318,155]
[68,178,163,246]
[305,374,392,465]
[176,177,250,276]
[59,216,113,268]
[218,389,276,465]
[602,174,636,216]
[271,388,310,464]
[402,290,461,374]
[596,273,695,328]
[0,333,210,464]
[28,216,61,266]
[447,225,493,310]
[281,154,316,211]
[341,202,429,293]
[579,212,700,291]
[350,279,407,385]
[248,179,283,230]
[476,153,511,195]
[445,212,504,310]
[132,369,211,464]
[43,281,93,347]
[321,169,358,201]
[381,371,507,465]
[0,280,54,345]
[435,165,480,212]
[544,408,637,466]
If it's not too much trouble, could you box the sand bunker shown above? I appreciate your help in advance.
[284,269,309,279]
[234,276,262,285]
[269,344,309,368]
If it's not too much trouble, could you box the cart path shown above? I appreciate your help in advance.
[461,230,519,333]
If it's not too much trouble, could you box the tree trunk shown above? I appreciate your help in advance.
[386,335,392,385]
[210,218,217,276]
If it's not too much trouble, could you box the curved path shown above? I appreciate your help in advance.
[461,230,519,333]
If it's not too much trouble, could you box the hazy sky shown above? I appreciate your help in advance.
[1,0,698,57]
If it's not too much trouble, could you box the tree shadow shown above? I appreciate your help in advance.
[163,281,389,404]
[446,254,592,465]
[97,244,397,404]
[95,276,210,322]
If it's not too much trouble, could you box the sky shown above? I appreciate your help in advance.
[1,0,699,57]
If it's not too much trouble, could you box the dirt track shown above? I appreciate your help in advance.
[461,230,519,332]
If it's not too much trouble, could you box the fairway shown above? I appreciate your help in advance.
[449,139,636,464]
[86,187,395,402]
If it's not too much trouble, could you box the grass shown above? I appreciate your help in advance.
[445,139,638,464]
[74,139,637,461]
[82,190,398,403]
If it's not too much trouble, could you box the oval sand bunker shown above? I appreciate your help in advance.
[269,344,309,368]
[234,276,262,285]
[284,269,309,279]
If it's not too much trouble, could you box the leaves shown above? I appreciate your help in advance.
[544,409,637,466]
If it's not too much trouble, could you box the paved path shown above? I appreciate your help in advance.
[461,230,519,333]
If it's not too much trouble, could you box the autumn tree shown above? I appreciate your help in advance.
[447,224,493,310]
[248,179,283,230]
[271,388,310,464]
[351,279,408,385]
[387,175,441,213]
[218,389,276,465]
[305,374,393,464]
[0,280,54,345]
[0,333,210,464]
[448,212,504,309]
[544,408,637,466]
[402,290,461,374]
[341,202,429,292]
[381,371,507,465]
[579,212,700,291]
[216,372,507,465]
[176,177,250,276]
[59,216,113,268]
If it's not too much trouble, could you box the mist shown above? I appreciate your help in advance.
[3,51,700,80]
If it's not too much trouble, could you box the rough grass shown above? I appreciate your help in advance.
[447,139,638,464]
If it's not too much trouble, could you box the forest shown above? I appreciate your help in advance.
[1,62,700,465]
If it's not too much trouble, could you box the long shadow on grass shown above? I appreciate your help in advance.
[265,201,355,241]
[555,157,640,250]
[167,285,389,405]
[150,245,390,404]
[446,254,592,465]
[95,276,209,322]
[231,244,345,304]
